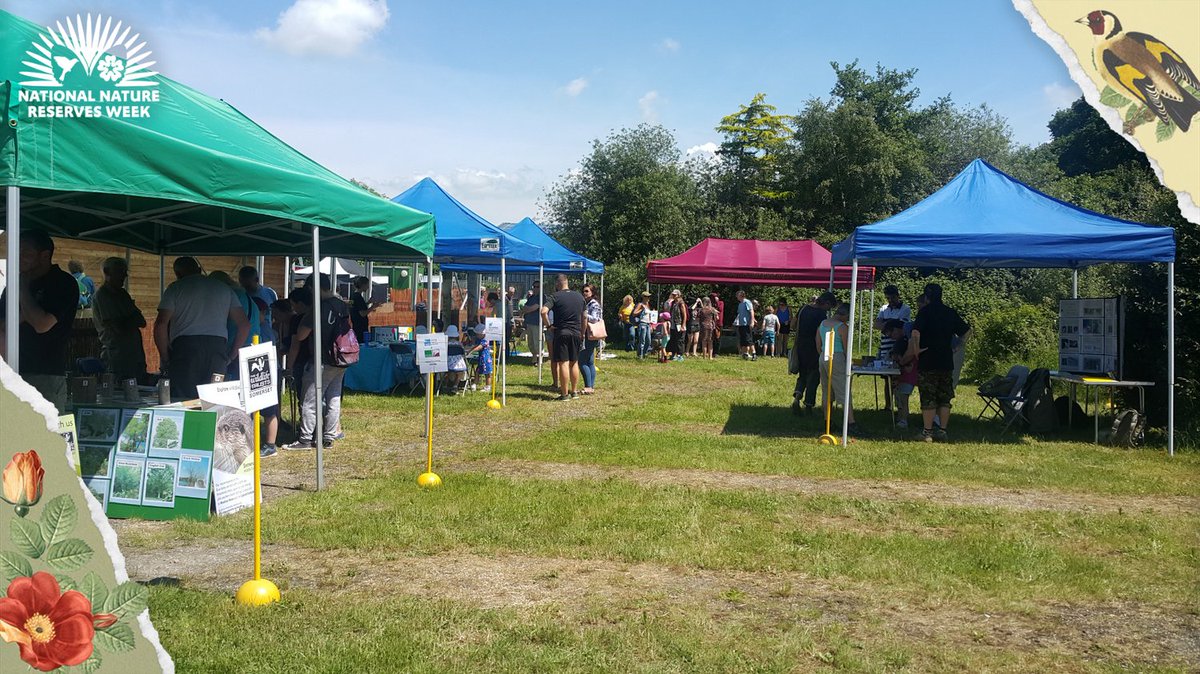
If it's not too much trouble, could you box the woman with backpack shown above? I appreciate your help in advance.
[618,295,635,351]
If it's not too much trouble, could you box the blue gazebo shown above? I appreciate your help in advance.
[830,159,1177,451]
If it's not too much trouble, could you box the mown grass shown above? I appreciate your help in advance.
[132,351,1198,672]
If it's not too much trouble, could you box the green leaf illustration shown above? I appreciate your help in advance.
[56,574,78,592]
[81,654,102,673]
[80,571,109,609]
[94,622,136,653]
[104,581,149,619]
[11,517,45,558]
[1156,119,1175,141]
[1125,104,1142,122]
[44,538,94,571]
[1100,86,1131,108]
[0,550,32,581]
[40,494,78,547]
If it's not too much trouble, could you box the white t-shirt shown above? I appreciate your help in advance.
[762,314,780,332]
[158,274,239,342]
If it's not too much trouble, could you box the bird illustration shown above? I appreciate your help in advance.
[53,55,78,82]
[1078,10,1200,132]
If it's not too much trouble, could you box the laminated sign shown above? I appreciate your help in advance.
[485,317,505,342]
[238,342,278,414]
[480,237,500,252]
[417,333,449,373]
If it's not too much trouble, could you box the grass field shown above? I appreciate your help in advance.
[120,351,1200,672]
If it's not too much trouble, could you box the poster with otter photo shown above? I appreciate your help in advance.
[202,403,257,515]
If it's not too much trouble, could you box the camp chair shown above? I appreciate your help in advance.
[997,367,1053,434]
[976,365,1029,422]
[436,342,468,396]
[389,342,422,396]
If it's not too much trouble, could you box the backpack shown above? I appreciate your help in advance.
[1109,409,1146,448]
[1018,368,1058,434]
[327,301,359,367]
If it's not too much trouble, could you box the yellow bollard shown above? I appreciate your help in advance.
[486,367,502,410]
[418,372,442,487]
[237,335,281,605]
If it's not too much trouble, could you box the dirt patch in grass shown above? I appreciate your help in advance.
[460,458,1200,517]
[128,541,1197,670]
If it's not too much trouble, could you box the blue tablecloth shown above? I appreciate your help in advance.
[343,345,397,393]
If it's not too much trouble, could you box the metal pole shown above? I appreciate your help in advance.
[426,257,433,331]
[312,227,324,491]
[4,187,19,370]
[500,257,507,407]
[868,287,875,356]
[1168,262,1175,457]
[841,259,859,447]
[158,254,165,297]
[425,256,433,435]
[1072,269,1079,298]
[256,255,265,279]
[366,261,374,303]
[828,264,835,292]
[284,257,291,293]
[538,264,544,384]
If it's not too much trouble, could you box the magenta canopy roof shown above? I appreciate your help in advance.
[646,238,875,289]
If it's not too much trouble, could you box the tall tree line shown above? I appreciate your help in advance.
[542,61,1195,442]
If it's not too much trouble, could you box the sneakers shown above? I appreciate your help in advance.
[259,444,277,459]
[932,428,949,443]
[557,394,571,402]
[791,399,802,416]
[570,391,581,400]
[282,440,315,451]
[895,419,909,430]
[333,431,345,441]
[914,428,947,442]
[742,353,749,360]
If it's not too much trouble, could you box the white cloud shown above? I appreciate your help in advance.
[638,90,660,122]
[1042,81,1081,110]
[257,0,389,57]
[660,38,681,53]
[686,141,718,156]
[562,77,588,97]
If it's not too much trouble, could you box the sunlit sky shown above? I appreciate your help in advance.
[7,0,1082,223]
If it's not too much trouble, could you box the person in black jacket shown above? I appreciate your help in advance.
[791,292,837,415]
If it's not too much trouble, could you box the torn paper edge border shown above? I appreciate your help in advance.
[1012,0,1200,226]
[0,359,176,674]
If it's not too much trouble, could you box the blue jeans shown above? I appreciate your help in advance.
[580,340,597,388]
[625,323,637,350]
[636,324,651,357]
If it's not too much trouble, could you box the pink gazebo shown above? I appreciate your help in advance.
[646,238,875,288]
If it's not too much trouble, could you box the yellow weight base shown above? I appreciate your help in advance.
[486,399,503,410]
[817,434,839,446]
[236,578,281,606]
[417,471,443,488]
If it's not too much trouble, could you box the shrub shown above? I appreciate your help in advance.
[963,304,1058,383]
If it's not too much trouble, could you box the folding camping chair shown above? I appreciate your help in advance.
[976,365,1029,422]
[389,342,424,396]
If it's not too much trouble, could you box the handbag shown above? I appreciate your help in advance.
[587,319,608,340]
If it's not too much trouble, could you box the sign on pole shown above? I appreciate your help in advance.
[238,341,278,414]
[417,333,449,373]
[484,317,504,342]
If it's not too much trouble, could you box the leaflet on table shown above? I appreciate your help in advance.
[58,414,81,476]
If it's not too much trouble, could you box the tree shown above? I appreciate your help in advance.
[715,93,794,203]
[350,178,389,199]
[153,418,180,449]
[144,466,175,501]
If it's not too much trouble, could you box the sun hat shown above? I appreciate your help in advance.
[660,311,671,320]
[475,323,487,336]
[445,325,460,338]
[641,290,651,297]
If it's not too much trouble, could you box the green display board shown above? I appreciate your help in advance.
[74,404,216,522]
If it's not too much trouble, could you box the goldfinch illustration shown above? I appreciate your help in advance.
[1078,10,1200,131]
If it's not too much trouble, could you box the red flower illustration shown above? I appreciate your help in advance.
[0,572,116,671]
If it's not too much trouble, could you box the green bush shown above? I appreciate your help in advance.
[963,304,1058,383]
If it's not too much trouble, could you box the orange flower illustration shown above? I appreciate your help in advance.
[1,450,44,517]
[0,572,116,671]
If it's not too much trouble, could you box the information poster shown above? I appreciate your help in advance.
[203,404,256,516]
[485,317,504,342]
[1058,297,1123,376]
[58,414,81,476]
[73,405,216,521]
[417,332,449,373]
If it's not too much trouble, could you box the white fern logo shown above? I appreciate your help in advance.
[19,14,158,88]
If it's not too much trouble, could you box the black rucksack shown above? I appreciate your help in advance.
[1109,410,1146,448]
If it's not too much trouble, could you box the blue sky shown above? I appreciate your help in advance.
[7,0,1081,223]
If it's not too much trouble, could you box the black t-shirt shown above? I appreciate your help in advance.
[544,290,585,337]
[912,302,969,372]
[298,296,350,368]
[794,304,827,364]
[350,293,370,340]
[0,265,79,375]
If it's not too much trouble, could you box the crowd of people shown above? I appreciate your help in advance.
[788,283,971,442]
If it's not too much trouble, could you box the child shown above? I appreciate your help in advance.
[467,324,493,392]
[443,325,468,394]
[654,312,672,363]
[886,319,917,429]
[761,306,780,357]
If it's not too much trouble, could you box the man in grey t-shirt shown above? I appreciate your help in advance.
[154,257,250,399]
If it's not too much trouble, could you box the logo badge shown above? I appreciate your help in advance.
[18,14,160,119]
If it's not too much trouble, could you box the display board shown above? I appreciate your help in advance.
[75,404,216,522]
[1058,297,1124,377]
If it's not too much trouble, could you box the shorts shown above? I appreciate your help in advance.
[819,355,848,406]
[895,383,914,396]
[448,355,467,372]
[918,370,955,410]
[551,331,582,363]
[763,330,776,345]
[737,325,753,346]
